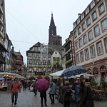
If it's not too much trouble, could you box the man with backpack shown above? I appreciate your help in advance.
[62,81,72,107]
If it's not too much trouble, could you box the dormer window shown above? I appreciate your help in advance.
[77,17,80,24]
[85,7,89,15]
[81,13,85,20]
[90,0,95,9]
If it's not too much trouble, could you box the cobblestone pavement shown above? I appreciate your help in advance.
[0,89,62,107]
[0,90,107,107]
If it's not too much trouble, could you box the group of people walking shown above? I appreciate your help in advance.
[58,75,94,107]
[10,75,94,107]
[10,76,57,107]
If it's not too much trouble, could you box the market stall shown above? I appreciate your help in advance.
[0,72,25,79]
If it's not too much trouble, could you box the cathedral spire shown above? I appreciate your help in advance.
[49,13,57,36]
[50,13,55,26]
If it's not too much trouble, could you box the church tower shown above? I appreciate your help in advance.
[49,13,57,36]
[48,13,62,46]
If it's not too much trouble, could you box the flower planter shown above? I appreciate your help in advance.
[92,89,107,101]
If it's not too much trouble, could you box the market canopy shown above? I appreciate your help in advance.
[75,73,93,78]
[50,69,65,77]
[61,65,87,77]
[0,72,25,79]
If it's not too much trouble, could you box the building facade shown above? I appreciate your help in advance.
[72,0,107,73]
[26,42,51,76]
[0,0,7,71]
[63,31,75,68]
[5,34,13,71]
[14,52,24,75]
[51,51,62,72]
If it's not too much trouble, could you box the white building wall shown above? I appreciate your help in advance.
[51,51,61,66]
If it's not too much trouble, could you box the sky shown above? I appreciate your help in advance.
[5,0,92,63]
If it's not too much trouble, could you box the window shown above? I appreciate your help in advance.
[101,18,107,32]
[75,41,79,50]
[77,17,80,24]
[92,11,97,21]
[73,22,77,28]
[98,3,105,15]
[81,13,85,20]
[88,30,93,41]
[104,37,107,53]
[83,34,88,45]
[94,25,100,37]
[78,27,81,35]
[82,22,86,31]
[90,45,96,58]
[74,31,77,38]
[80,51,84,62]
[86,17,91,27]
[85,7,89,15]
[84,48,89,61]
[96,41,104,56]
[79,37,83,47]
[90,0,95,9]
[76,53,80,64]
[38,47,40,51]
[28,53,31,57]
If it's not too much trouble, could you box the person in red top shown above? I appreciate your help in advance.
[11,78,21,106]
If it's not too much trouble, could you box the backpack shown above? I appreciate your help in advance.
[64,88,71,101]
[65,88,71,95]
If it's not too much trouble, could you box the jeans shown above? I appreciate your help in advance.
[64,101,70,107]
[11,92,18,105]
[49,94,55,103]
[40,92,47,107]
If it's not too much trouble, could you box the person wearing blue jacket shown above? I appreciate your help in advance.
[49,80,57,104]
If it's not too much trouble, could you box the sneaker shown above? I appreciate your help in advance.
[14,103,17,106]
[45,104,48,107]
[14,102,17,105]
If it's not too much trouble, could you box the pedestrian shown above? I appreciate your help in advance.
[22,79,27,91]
[79,77,94,107]
[36,77,49,107]
[62,81,72,107]
[32,79,37,96]
[72,78,80,107]
[49,79,57,104]
[10,78,21,106]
